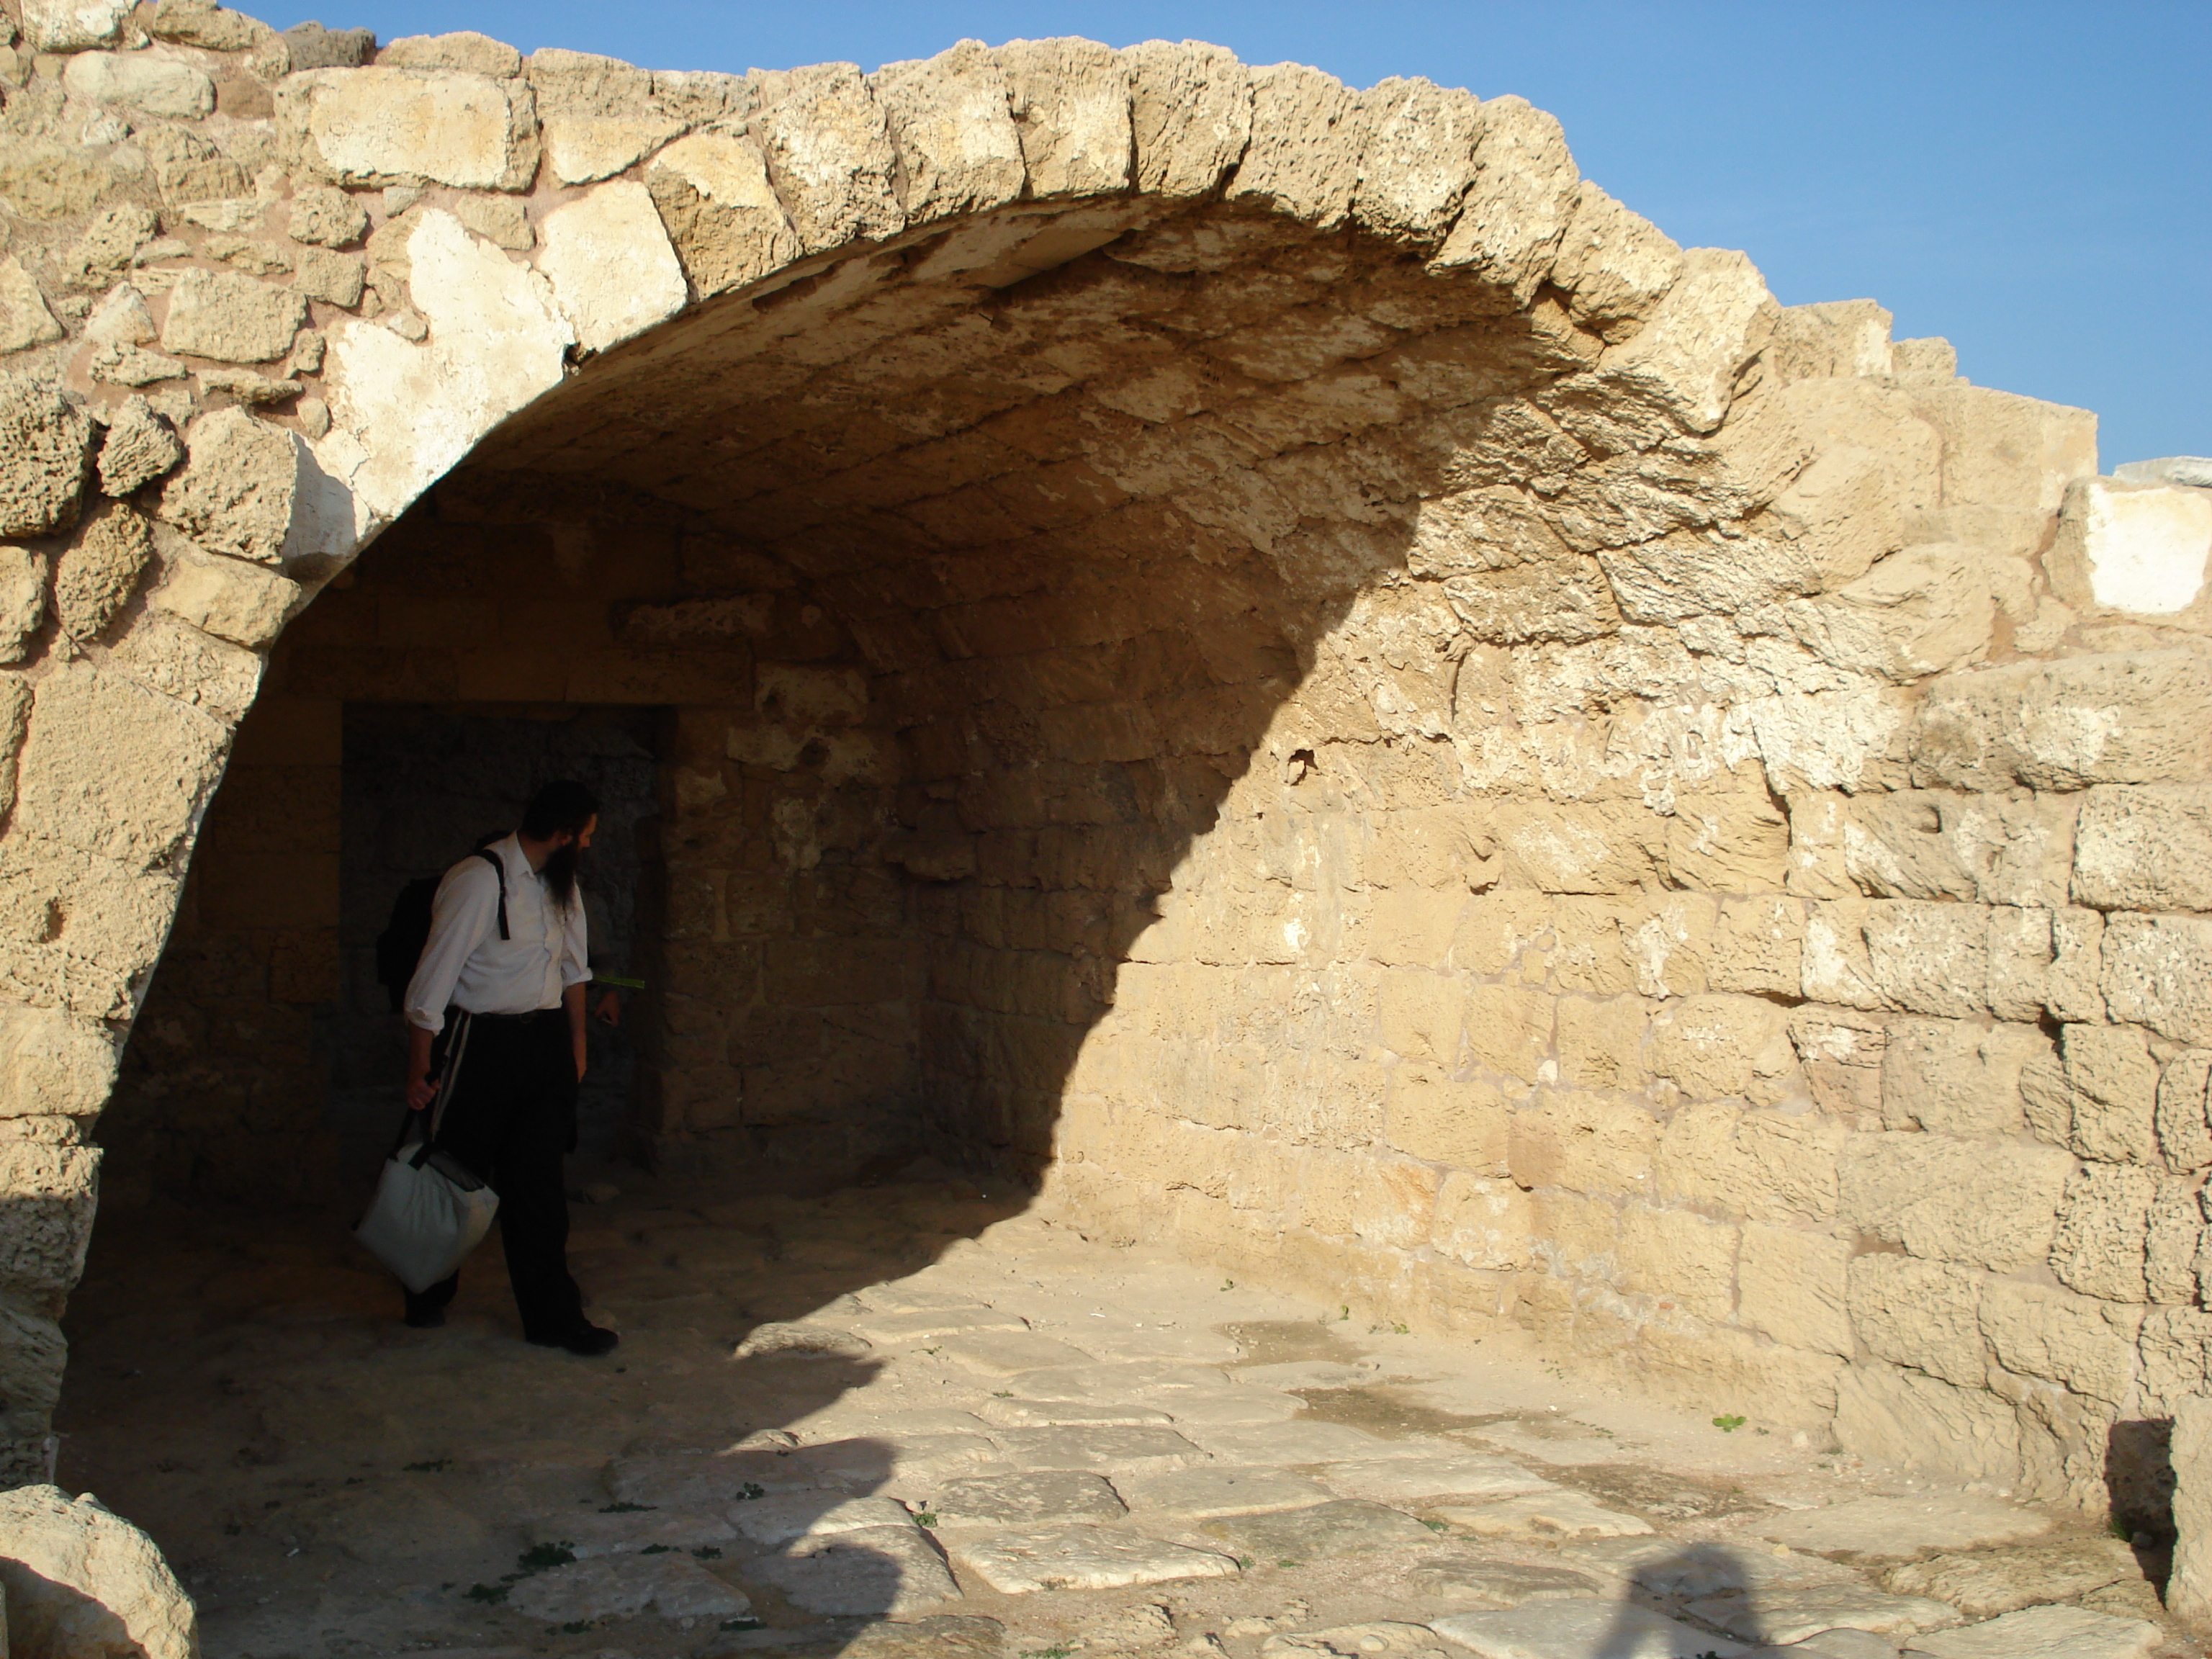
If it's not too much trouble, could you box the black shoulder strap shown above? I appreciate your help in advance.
[472,847,510,940]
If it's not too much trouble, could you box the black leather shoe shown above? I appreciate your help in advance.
[530,1323,619,1357]
[403,1304,446,1328]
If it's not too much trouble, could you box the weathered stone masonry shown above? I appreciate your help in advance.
[1,0,2210,1528]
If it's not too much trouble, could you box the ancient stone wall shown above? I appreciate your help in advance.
[0,0,2206,1521]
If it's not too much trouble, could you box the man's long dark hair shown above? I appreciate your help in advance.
[522,780,598,910]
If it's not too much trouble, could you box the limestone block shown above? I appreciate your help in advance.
[158,269,305,364]
[1123,40,1251,198]
[526,48,685,186]
[2140,1306,2212,1413]
[1385,1066,1507,1171]
[1494,797,1664,893]
[1463,983,1553,1082]
[0,547,44,662]
[536,181,688,355]
[318,210,572,523]
[1789,1004,1889,1116]
[1907,382,2098,519]
[1768,379,1941,589]
[1783,544,1995,683]
[2172,1397,2212,1633]
[2156,1050,2212,1173]
[60,50,214,120]
[751,61,903,252]
[2101,913,2212,1046]
[1430,1172,1532,1271]
[1839,1130,2072,1271]
[52,500,150,642]
[19,0,132,50]
[1879,1017,2047,1138]
[140,127,247,206]
[642,130,801,300]
[292,246,364,307]
[282,21,374,71]
[1737,1223,1851,1355]
[1771,297,1895,380]
[0,377,94,538]
[1988,904,2106,1025]
[1840,790,2073,909]
[1227,62,1364,230]
[0,1485,196,1659]
[156,406,299,565]
[1550,182,1683,343]
[2145,1179,2201,1304]
[1508,1089,1653,1195]
[1555,994,1651,1091]
[872,42,1024,219]
[1442,559,1620,644]
[1351,1158,1439,1249]
[1617,1202,1737,1318]
[96,396,184,499]
[1859,898,1990,1018]
[1911,652,2212,792]
[277,68,541,192]
[0,1006,116,1122]
[2072,783,2212,912]
[2048,477,2212,619]
[993,38,1131,199]
[1663,1110,1849,1230]
[0,1142,99,1295]
[2049,1161,2156,1302]
[1598,528,1818,622]
[0,257,63,354]
[286,184,368,248]
[1347,76,1483,246]
[1597,247,1776,436]
[379,30,520,76]
[1648,992,1793,1102]
[11,661,226,871]
[1432,96,1579,305]
[1708,896,1806,997]
[2036,1022,2160,1164]
[1731,684,1912,796]
[1848,1252,1987,1386]
[1979,1277,2138,1406]
[149,543,300,647]
[1665,780,1791,894]
[0,674,27,820]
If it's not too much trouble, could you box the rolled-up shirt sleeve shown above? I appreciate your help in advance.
[403,859,499,1033]
[561,886,590,990]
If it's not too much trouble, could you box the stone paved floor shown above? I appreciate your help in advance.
[58,1174,2199,1659]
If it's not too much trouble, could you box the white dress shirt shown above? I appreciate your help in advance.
[403,834,590,1034]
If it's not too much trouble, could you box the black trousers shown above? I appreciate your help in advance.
[403,1008,585,1341]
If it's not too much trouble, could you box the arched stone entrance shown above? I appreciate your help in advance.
[1,9,2208,1564]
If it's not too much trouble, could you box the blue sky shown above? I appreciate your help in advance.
[343,1,2208,467]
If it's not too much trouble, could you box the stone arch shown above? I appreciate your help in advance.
[2,9,2209,1530]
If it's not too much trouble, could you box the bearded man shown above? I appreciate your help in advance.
[399,778,618,1355]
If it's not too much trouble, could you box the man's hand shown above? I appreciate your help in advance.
[405,1024,437,1112]
[406,1074,439,1111]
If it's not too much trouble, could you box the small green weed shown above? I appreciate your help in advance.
[1712,1414,1747,1434]
[1022,1647,1074,1659]
[464,1583,508,1604]
[992,1390,1013,1398]
[735,1481,766,1501]
[2109,1515,2134,1540]
[1392,1322,1410,1335]
[1421,1519,1448,1533]
[721,1618,765,1632]
[639,1544,671,1555]
[1277,1559,1300,1568]
[402,1458,450,1473]
[598,1501,653,1514]
[914,1511,939,1528]
[1234,1556,1254,1570]
[691,1545,721,1559]
[1220,1279,1235,1292]
[559,1622,593,1635]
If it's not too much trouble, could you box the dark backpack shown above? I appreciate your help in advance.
[373,849,510,1012]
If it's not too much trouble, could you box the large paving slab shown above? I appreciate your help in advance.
[1429,1599,1750,1658]
[1899,1604,2162,1658]
[954,1523,1241,1593]
[935,1330,1098,1375]
[1433,1488,1653,1538]
[986,1424,1204,1474]
[1197,1422,1452,1465]
[728,1493,917,1546]
[976,1395,1174,1427]
[1201,1499,1442,1562]
[1318,1456,1560,1506]
[1755,1496,2056,1559]
[1404,1553,1611,1609]
[742,1524,961,1616]
[541,1505,737,1559]
[1262,1622,1452,1655]
[847,1307,1030,1344]
[1120,1465,1335,1518]
[504,1554,753,1623]
[927,1470,1127,1525]
[1688,1583,1961,1644]
[1883,1538,2141,1619]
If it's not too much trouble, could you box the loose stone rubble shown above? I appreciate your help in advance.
[0,1,2206,1650]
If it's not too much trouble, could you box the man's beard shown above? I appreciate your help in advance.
[543,842,582,909]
